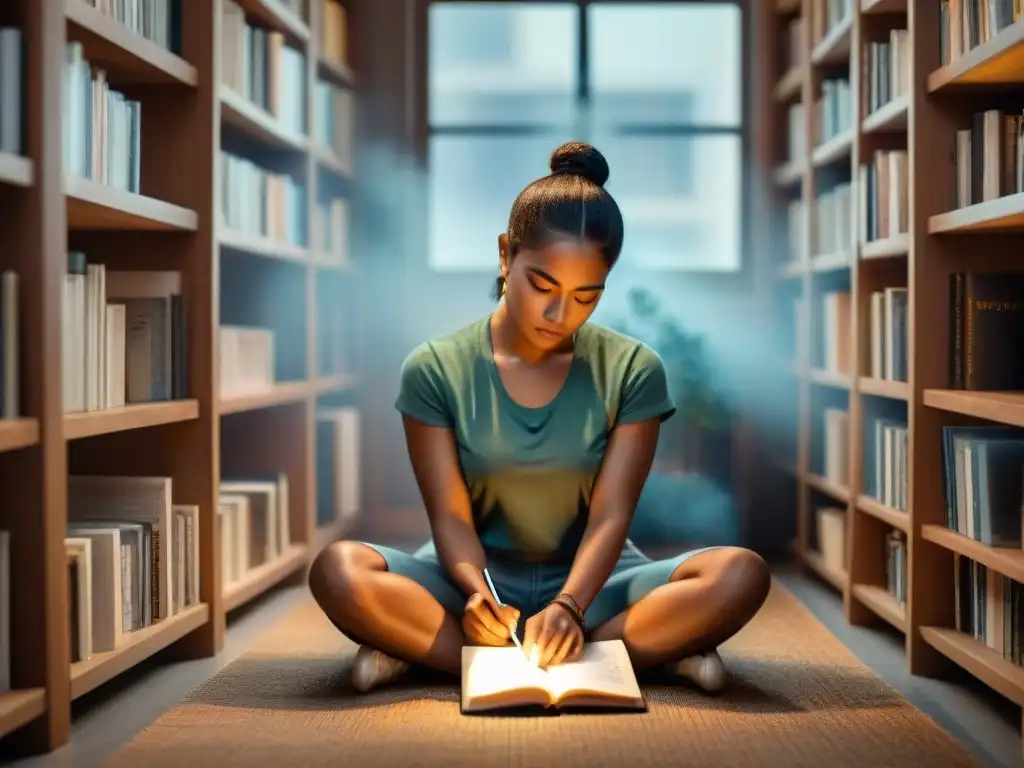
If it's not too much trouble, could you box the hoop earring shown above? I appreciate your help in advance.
[501,279,507,295]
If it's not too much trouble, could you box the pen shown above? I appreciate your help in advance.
[483,568,525,655]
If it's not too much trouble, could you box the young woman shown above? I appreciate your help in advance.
[309,141,771,695]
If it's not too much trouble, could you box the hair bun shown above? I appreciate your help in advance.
[549,141,610,187]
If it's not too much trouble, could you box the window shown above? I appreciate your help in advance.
[427,1,743,273]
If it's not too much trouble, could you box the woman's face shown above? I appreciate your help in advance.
[498,233,609,352]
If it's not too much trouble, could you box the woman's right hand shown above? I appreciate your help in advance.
[462,592,521,647]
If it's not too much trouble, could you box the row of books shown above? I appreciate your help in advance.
[221,0,306,139]
[319,0,349,70]
[0,28,22,156]
[313,79,354,171]
[312,198,349,266]
[942,425,1024,547]
[317,297,349,376]
[787,102,805,166]
[818,289,852,376]
[63,260,185,414]
[821,407,850,487]
[954,109,1024,209]
[784,15,803,71]
[64,42,142,194]
[886,530,907,605]
[316,407,360,529]
[955,555,1022,667]
[940,0,1023,68]
[815,505,845,575]
[66,475,201,661]
[859,149,909,244]
[79,0,181,54]
[868,287,908,383]
[949,271,1024,391]
[220,325,275,400]
[816,77,852,145]
[787,199,807,266]
[863,30,910,117]
[810,0,852,48]
[219,474,292,592]
[813,181,852,256]
[865,413,908,512]
[219,150,308,247]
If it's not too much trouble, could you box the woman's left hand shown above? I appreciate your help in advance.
[523,602,584,668]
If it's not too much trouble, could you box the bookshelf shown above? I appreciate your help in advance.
[765,0,1024,751]
[0,0,359,754]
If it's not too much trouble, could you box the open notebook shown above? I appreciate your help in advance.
[461,639,645,713]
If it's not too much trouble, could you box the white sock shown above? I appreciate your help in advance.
[668,649,727,693]
[350,645,411,693]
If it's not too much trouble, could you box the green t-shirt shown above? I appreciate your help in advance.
[395,315,676,563]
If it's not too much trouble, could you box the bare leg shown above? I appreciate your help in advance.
[590,547,771,677]
[308,541,465,677]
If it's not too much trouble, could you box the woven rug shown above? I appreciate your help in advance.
[106,582,977,767]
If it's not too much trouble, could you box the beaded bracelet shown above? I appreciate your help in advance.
[552,592,586,631]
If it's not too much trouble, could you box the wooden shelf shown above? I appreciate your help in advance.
[811,16,853,65]
[219,381,310,415]
[922,525,1024,583]
[928,193,1024,233]
[219,228,309,264]
[0,152,33,188]
[861,233,909,260]
[0,418,40,453]
[70,603,210,699]
[802,549,847,591]
[809,368,853,389]
[64,0,198,86]
[777,260,805,279]
[65,401,200,441]
[851,583,906,631]
[927,20,1024,92]
[861,0,907,13]
[313,144,351,178]
[811,130,854,167]
[857,495,909,532]
[806,474,850,503]
[219,86,308,153]
[920,627,1024,706]
[315,372,359,393]
[224,544,308,612]
[774,67,802,102]
[233,0,310,44]
[810,251,851,272]
[862,96,908,134]
[0,689,46,739]
[773,161,804,187]
[923,389,1024,427]
[859,377,908,400]
[66,177,199,231]
[318,56,354,88]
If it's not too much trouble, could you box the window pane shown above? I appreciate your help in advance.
[428,134,572,271]
[598,133,741,271]
[428,3,579,126]
[588,4,741,127]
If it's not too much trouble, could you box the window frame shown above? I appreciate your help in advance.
[417,0,753,285]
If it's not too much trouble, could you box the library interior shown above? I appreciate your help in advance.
[0,0,1022,765]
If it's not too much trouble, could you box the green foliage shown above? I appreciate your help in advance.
[611,287,730,432]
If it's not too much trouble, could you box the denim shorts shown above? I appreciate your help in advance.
[359,539,720,633]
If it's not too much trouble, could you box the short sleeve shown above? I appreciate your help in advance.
[617,344,676,426]
[394,343,454,428]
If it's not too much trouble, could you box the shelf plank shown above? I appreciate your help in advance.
[315,372,358,393]
[773,161,803,187]
[318,56,354,88]
[928,193,1024,233]
[219,228,308,264]
[811,130,854,167]
[861,233,910,260]
[809,368,853,389]
[66,177,198,231]
[219,86,308,153]
[219,381,310,415]
[810,251,851,273]
[224,544,308,612]
[313,145,351,178]
[0,688,46,739]
[857,494,909,531]
[928,20,1024,92]
[922,525,1024,582]
[920,626,1024,706]
[859,377,909,400]
[65,400,200,441]
[233,0,310,43]
[777,260,805,279]
[802,549,847,591]
[851,583,907,631]
[862,0,907,12]
[923,389,1024,427]
[0,418,40,453]
[65,0,198,86]
[862,96,908,134]
[811,16,853,65]
[70,603,209,699]
[0,152,33,188]
[806,474,850,502]
[774,67,802,102]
